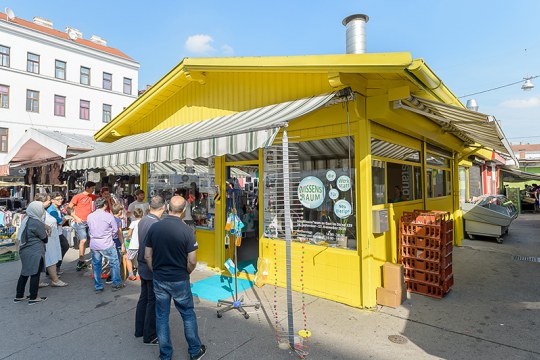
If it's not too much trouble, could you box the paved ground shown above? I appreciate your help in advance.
[0,213,539,360]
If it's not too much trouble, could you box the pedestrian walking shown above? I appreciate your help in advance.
[67,181,97,271]
[134,195,165,345]
[87,197,125,293]
[13,201,49,305]
[145,196,206,360]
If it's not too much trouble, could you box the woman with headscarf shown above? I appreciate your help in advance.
[14,201,49,305]
[44,208,68,287]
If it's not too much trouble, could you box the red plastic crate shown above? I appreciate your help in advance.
[402,258,453,278]
[405,277,453,299]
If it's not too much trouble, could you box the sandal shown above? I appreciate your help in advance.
[51,280,69,287]
[38,282,49,288]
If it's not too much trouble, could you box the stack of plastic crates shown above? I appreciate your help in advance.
[0,226,18,263]
[400,210,453,298]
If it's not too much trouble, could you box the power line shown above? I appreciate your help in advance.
[458,75,540,98]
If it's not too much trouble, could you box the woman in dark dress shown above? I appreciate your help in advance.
[14,201,49,305]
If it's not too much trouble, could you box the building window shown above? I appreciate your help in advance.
[27,53,40,73]
[80,100,90,120]
[103,72,112,90]
[55,60,66,80]
[371,138,422,205]
[54,95,66,117]
[26,89,39,112]
[263,136,357,250]
[80,66,90,85]
[123,77,132,95]
[0,128,8,152]
[426,152,452,198]
[102,104,112,123]
[0,45,10,67]
[0,85,9,109]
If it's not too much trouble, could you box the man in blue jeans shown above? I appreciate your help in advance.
[145,196,206,360]
[87,197,125,293]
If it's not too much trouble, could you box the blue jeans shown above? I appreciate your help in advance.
[154,279,202,359]
[91,246,121,290]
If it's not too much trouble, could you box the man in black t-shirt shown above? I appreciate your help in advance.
[145,196,206,360]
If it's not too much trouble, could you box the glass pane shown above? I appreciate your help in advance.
[372,160,386,205]
[426,152,450,167]
[387,162,420,202]
[414,166,422,200]
[371,138,420,162]
[147,158,216,230]
[429,168,448,198]
[263,136,357,250]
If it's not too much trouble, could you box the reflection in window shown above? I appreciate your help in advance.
[372,160,385,205]
[387,163,422,203]
[264,136,356,250]
[147,159,216,230]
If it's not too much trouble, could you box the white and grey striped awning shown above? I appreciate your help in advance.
[64,92,337,171]
[395,96,518,165]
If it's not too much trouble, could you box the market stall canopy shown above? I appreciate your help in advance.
[64,92,338,171]
[500,167,540,182]
[4,128,103,167]
[394,96,518,165]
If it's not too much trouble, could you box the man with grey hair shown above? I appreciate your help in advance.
[134,195,165,345]
[145,196,206,360]
[87,196,124,293]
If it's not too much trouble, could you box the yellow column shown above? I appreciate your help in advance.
[357,96,375,307]
[452,156,464,245]
[140,163,148,200]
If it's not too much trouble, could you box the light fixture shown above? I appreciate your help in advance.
[522,78,534,91]
[466,99,479,112]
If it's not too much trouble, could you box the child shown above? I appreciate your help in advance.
[126,208,143,280]
[106,203,126,283]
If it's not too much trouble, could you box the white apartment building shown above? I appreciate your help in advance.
[0,10,139,165]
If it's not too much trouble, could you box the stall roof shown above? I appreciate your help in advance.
[64,92,338,171]
[500,167,540,182]
[4,128,103,167]
[395,96,518,165]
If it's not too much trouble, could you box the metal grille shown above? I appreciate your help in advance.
[513,255,540,263]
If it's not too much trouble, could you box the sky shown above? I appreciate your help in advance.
[3,0,540,144]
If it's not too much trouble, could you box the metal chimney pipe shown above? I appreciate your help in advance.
[342,14,369,54]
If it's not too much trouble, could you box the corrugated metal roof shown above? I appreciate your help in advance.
[32,129,104,150]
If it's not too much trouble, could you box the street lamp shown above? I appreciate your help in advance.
[521,77,534,91]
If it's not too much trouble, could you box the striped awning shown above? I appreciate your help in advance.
[65,92,337,171]
[395,96,519,165]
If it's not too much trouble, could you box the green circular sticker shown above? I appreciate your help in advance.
[337,175,351,191]
[334,199,352,219]
[326,170,337,181]
[297,176,325,209]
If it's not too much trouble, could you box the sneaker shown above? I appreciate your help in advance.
[95,288,104,294]
[105,277,113,284]
[38,282,49,288]
[28,297,48,305]
[190,345,206,360]
[13,296,28,303]
[111,283,126,292]
[128,275,137,281]
[76,261,88,271]
[56,269,64,275]
[143,337,159,346]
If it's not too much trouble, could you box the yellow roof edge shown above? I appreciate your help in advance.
[95,59,189,142]
[406,59,462,107]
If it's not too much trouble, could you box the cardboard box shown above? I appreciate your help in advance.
[383,262,405,291]
[376,287,404,308]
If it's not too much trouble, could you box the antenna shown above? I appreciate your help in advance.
[5,7,15,21]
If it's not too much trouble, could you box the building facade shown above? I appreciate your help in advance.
[0,11,139,164]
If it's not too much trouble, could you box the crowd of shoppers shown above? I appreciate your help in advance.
[13,185,206,360]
